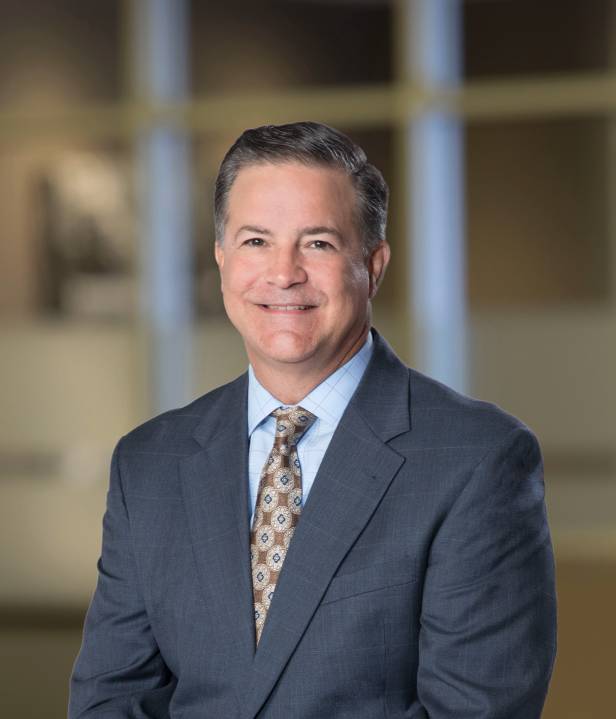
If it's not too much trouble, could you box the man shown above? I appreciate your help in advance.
[70,122,556,718]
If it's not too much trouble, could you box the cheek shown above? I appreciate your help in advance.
[222,260,259,294]
[335,262,370,305]
[312,256,368,292]
[311,267,367,311]
[348,257,370,285]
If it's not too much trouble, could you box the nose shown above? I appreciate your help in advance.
[267,245,307,288]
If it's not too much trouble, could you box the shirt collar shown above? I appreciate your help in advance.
[247,331,373,436]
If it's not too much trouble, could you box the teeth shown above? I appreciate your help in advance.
[267,305,310,310]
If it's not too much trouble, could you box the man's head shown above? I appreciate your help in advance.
[214,121,388,256]
[213,122,390,399]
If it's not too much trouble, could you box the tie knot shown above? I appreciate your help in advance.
[272,406,316,445]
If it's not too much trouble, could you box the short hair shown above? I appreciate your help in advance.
[214,121,389,254]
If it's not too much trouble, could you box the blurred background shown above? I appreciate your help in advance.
[0,0,614,716]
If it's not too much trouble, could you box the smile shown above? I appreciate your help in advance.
[259,305,315,311]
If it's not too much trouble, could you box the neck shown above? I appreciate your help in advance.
[251,324,370,405]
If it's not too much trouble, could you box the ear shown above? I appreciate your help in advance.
[214,241,224,271]
[214,241,225,292]
[367,241,391,299]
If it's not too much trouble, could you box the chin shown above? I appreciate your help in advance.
[252,334,317,366]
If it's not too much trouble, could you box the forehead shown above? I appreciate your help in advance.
[226,162,357,224]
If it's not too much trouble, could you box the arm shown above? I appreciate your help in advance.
[69,440,175,719]
[417,427,557,718]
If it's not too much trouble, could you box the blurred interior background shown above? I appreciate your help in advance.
[0,0,614,716]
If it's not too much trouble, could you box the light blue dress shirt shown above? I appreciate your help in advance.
[247,333,373,523]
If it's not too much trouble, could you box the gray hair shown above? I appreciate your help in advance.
[214,121,389,254]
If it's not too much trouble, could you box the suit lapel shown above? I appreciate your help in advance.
[242,331,411,719]
[179,375,256,695]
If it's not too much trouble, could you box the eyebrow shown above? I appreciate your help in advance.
[235,225,273,239]
[234,224,344,241]
[298,226,343,241]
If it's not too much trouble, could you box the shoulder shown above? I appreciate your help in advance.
[409,368,531,443]
[366,329,538,454]
[396,369,543,512]
[117,373,247,457]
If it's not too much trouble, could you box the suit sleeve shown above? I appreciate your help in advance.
[416,427,557,719]
[68,439,176,719]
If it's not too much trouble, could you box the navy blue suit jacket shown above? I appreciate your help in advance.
[69,330,556,718]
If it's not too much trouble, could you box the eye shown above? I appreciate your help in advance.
[243,237,266,247]
[309,239,334,250]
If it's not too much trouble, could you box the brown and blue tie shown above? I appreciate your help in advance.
[250,406,316,644]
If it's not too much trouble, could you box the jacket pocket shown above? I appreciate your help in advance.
[320,559,417,606]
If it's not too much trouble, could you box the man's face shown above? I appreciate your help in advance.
[215,161,389,380]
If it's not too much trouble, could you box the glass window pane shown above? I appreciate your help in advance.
[0,141,136,320]
[467,117,616,654]
[191,0,393,95]
[466,116,611,307]
[0,0,123,107]
[0,140,141,611]
[465,0,611,79]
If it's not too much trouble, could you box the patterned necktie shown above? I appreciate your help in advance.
[250,406,316,644]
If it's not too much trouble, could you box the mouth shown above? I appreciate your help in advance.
[258,304,316,312]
